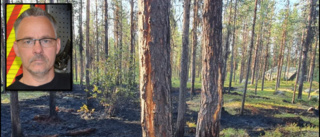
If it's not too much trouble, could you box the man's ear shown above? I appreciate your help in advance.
[13,41,20,57]
[56,38,61,54]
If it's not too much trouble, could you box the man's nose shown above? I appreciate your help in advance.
[32,40,44,54]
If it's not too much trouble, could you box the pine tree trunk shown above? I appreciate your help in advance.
[261,20,272,91]
[233,48,237,82]
[298,0,316,99]
[292,30,305,103]
[113,0,119,84]
[275,0,289,92]
[138,0,172,136]
[74,42,78,82]
[1,0,8,89]
[95,0,99,84]
[105,0,108,59]
[10,91,22,137]
[285,41,292,82]
[79,0,84,88]
[254,28,264,94]
[307,38,317,83]
[49,92,57,117]
[86,0,91,107]
[254,46,262,95]
[308,38,317,99]
[72,1,77,82]
[222,0,233,93]
[118,1,123,86]
[240,0,258,115]
[251,36,259,85]
[228,0,238,93]
[190,0,199,99]
[239,23,248,83]
[196,0,223,136]
[129,0,135,87]
[176,0,191,136]
[269,52,277,81]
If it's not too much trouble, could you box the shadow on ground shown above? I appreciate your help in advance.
[1,85,141,137]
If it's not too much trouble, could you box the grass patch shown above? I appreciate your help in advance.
[172,77,202,89]
[220,128,249,137]
[263,123,319,137]
[301,116,319,126]
[1,91,48,104]
[179,76,319,136]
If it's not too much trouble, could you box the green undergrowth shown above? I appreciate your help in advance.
[179,78,319,137]
[1,91,48,104]
[263,123,319,137]
[220,128,249,137]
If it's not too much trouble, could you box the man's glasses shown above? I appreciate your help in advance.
[16,38,57,48]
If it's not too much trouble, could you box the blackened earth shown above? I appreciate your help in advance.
[1,85,317,137]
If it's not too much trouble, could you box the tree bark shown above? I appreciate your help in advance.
[114,0,120,85]
[1,0,8,89]
[95,0,99,84]
[72,0,77,82]
[74,41,78,82]
[79,0,84,88]
[308,37,317,99]
[105,0,108,60]
[86,0,91,107]
[254,41,264,95]
[254,25,265,95]
[308,36,317,83]
[138,0,172,136]
[251,35,260,85]
[222,0,233,93]
[176,0,191,136]
[292,29,305,103]
[228,0,238,93]
[275,0,289,92]
[196,0,223,136]
[298,0,316,99]
[129,0,135,87]
[10,91,22,137]
[240,0,258,115]
[261,18,272,91]
[49,92,57,117]
[118,1,123,86]
[274,0,289,92]
[239,22,248,83]
[190,0,199,99]
[232,46,237,82]
[285,40,293,82]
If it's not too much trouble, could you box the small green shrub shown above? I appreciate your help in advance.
[220,128,249,137]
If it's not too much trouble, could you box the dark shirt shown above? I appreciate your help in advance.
[7,72,71,91]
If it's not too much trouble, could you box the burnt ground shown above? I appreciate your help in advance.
[1,85,318,137]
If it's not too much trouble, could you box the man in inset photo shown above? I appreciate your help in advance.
[6,5,72,91]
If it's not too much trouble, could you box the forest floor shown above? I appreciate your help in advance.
[1,81,319,137]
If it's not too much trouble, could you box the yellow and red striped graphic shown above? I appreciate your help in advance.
[6,4,46,87]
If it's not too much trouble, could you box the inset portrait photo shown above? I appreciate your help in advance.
[5,4,72,91]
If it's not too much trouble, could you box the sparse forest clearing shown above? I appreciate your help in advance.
[1,0,319,136]
[1,80,319,136]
